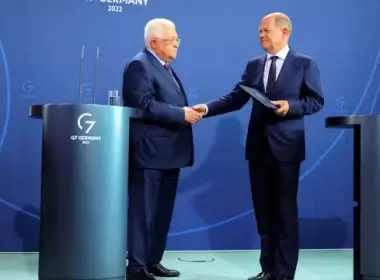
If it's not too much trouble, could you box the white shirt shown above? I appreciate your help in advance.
[263,45,290,90]
[147,48,165,65]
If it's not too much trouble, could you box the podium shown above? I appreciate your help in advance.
[326,115,380,280]
[29,104,142,280]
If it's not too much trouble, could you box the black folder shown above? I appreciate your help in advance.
[239,84,278,109]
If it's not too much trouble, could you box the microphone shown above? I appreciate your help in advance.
[79,45,85,103]
[92,45,100,104]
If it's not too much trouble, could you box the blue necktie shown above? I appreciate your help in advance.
[266,56,278,98]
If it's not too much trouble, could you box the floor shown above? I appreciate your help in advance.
[0,250,352,280]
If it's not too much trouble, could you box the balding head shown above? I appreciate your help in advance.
[144,18,180,62]
[259,12,292,54]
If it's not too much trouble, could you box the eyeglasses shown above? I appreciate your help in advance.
[157,38,181,45]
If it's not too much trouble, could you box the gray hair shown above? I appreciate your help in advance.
[144,18,175,47]
[265,12,293,34]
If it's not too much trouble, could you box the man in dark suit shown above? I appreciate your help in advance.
[193,12,324,280]
[122,18,202,280]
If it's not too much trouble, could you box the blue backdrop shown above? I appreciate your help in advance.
[1,0,380,252]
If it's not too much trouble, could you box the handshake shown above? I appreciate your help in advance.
[183,104,206,124]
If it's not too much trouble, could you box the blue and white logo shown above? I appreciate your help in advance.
[77,113,96,134]
[70,113,101,145]
[18,80,36,99]
[84,0,148,13]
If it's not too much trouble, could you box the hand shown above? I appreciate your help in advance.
[183,107,203,124]
[271,100,289,116]
[192,104,207,115]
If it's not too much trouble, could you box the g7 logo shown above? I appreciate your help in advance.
[77,113,95,134]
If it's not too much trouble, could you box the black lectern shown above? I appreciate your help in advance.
[326,115,380,280]
[29,104,142,280]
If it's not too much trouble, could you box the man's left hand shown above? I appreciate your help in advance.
[271,100,289,116]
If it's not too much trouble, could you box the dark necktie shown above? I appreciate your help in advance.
[164,63,180,87]
[164,63,173,74]
[266,56,278,97]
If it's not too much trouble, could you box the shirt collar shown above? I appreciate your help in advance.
[266,45,290,61]
[147,48,166,65]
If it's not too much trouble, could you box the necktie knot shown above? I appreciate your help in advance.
[164,63,171,72]
[270,56,278,62]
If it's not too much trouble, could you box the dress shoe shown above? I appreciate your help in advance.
[127,268,155,280]
[247,271,274,280]
[148,263,180,277]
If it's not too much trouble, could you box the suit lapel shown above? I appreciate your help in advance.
[144,49,186,100]
[249,55,266,92]
[171,69,188,103]
[246,50,296,99]
[275,49,295,91]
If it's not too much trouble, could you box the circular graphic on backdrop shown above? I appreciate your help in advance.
[0,40,11,152]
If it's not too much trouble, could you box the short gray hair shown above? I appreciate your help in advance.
[265,12,293,34]
[144,18,175,47]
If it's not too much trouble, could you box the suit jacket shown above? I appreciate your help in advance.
[122,48,194,169]
[206,49,324,162]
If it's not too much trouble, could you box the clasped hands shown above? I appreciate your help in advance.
[183,100,289,124]
[183,105,206,125]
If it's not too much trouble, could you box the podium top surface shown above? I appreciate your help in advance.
[29,104,143,119]
[325,115,376,128]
